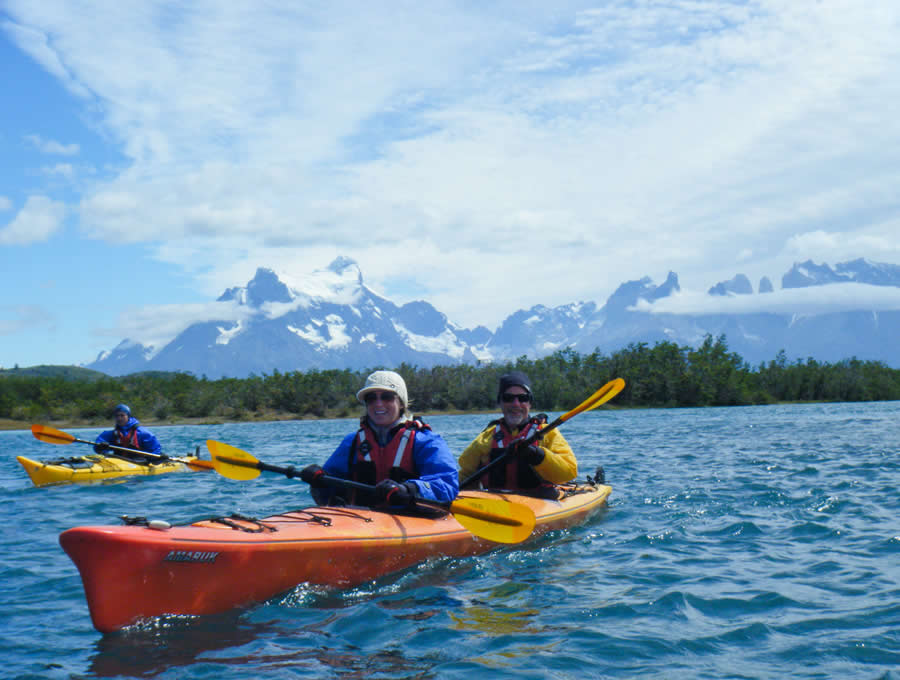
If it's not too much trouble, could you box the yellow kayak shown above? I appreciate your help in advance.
[17,452,211,487]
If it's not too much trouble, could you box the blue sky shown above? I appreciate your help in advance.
[3,1,900,368]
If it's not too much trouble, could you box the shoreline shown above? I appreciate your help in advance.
[0,408,495,432]
[5,401,844,433]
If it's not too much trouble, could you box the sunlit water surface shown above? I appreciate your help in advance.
[2,402,898,679]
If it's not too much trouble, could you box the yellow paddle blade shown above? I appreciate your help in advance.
[583,377,626,414]
[559,378,626,423]
[450,496,536,544]
[31,424,76,445]
[206,440,262,480]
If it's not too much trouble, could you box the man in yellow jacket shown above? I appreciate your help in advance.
[458,371,577,497]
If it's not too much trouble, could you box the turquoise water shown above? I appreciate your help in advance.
[2,402,899,679]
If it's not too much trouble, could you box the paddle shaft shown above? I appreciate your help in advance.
[212,454,524,527]
[71,436,165,460]
[311,474,527,527]
[213,455,451,511]
[319,474,455,516]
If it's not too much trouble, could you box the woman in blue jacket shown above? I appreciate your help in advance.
[301,371,458,508]
[94,403,163,460]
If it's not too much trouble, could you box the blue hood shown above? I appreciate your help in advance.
[116,416,140,431]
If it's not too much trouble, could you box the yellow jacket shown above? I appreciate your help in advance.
[457,423,577,487]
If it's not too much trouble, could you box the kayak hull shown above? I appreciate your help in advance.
[59,482,611,633]
[17,454,206,487]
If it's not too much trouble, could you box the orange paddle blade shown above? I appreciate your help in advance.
[31,424,77,445]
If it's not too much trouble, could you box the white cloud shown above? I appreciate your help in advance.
[0,195,67,245]
[98,300,258,351]
[635,283,900,317]
[4,1,900,329]
[0,304,54,335]
[24,134,81,156]
[2,21,91,98]
[785,229,900,262]
[42,163,75,179]
[0,197,12,211]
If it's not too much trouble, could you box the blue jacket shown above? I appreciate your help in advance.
[314,420,459,505]
[94,416,163,455]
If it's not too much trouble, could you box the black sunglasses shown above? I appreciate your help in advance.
[364,391,396,404]
[501,392,531,403]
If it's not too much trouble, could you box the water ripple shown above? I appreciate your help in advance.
[3,404,900,678]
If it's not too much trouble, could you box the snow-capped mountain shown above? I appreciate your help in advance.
[87,257,900,377]
[783,258,900,288]
[709,274,752,296]
[89,257,486,377]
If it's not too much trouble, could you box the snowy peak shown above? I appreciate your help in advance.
[247,268,293,307]
[217,285,245,304]
[780,259,900,289]
[395,301,449,336]
[294,257,366,305]
[709,274,753,296]
[783,260,851,288]
[217,260,366,312]
[657,271,681,298]
[86,256,900,378]
[834,258,900,286]
[217,268,293,307]
[607,272,680,313]
[326,255,363,282]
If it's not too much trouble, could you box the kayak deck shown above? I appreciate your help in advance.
[60,482,611,633]
[17,453,207,487]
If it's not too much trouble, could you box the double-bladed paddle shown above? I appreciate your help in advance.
[30,424,214,469]
[206,439,536,544]
[460,377,625,488]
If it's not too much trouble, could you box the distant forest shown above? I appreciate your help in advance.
[2,335,899,425]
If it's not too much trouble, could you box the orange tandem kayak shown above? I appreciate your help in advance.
[59,481,611,633]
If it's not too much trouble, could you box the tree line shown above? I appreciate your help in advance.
[2,335,899,425]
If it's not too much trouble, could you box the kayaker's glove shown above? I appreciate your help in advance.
[512,441,545,465]
[94,442,110,454]
[300,464,327,488]
[375,479,417,507]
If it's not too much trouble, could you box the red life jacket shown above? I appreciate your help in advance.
[480,416,554,493]
[347,417,429,505]
[113,427,141,450]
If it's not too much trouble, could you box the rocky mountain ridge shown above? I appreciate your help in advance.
[86,257,900,377]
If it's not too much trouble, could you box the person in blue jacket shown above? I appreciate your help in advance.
[94,403,163,461]
[301,370,459,508]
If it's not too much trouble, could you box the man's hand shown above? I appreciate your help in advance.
[513,441,545,465]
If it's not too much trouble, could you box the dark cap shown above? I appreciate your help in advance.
[497,371,533,402]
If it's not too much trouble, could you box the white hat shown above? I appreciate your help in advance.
[356,370,408,408]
